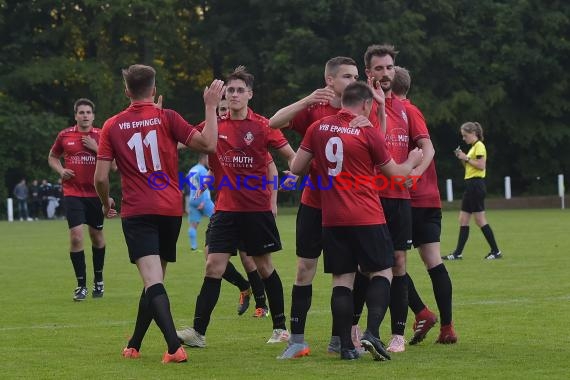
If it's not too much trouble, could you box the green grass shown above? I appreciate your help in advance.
[1,208,569,379]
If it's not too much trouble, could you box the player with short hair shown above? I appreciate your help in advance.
[48,98,107,301]
[176,66,296,348]
[270,57,385,358]
[94,64,224,363]
[391,65,457,345]
[291,81,423,360]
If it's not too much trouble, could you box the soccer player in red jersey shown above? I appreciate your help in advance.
[270,57,385,358]
[176,66,296,348]
[94,64,224,363]
[359,44,428,352]
[188,99,272,318]
[48,98,108,302]
[291,81,423,360]
[392,66,457,344]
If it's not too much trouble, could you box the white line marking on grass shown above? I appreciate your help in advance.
[0,320,131,331]
[2,295,568,332]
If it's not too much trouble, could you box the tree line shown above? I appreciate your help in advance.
[1,0,569,209]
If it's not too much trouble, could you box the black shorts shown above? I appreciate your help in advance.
[296,203,323,259]
[208,211,282,256]
[121,215,182,264]
[322,224,394,274]
[380,198,412,251]
[204,213,245,252]
[64,196,104,230]
[461,178,486,213]
[411,207,442,247]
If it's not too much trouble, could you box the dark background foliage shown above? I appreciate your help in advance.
[1,0,568,206]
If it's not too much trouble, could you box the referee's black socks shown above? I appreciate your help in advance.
[481,224,500,253]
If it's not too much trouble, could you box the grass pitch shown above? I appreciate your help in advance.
[0,208,568,379]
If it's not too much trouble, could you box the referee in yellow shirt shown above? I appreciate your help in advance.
[443,122,502,260]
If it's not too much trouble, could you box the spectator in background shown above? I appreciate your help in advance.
[13,179,33,221]
[39,179,52,219]
[29,179,41,220]
[53,178,65,218]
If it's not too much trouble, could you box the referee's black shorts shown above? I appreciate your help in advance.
[461,178,486,213]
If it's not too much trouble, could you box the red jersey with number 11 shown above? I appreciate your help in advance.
[97,102,197,218]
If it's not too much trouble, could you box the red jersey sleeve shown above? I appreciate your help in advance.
[195,120,206,132]
[299,122,318,153]
[367,128,392,167]
[267,127,288,150]
[406,102,430,143]
[50,131,64,157]
[97,119,115,161]
[288,107,312,134]
[165,109,197,145]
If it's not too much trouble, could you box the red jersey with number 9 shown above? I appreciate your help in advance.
[97,102,197,218]
[299,110,392,226]
[288,103,341,209]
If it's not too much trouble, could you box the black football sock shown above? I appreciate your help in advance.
[331,286,354,350]
[70,251,86,287]
[127,288,153,351]
[365,276,391,339]
[247,270,267,308]
[222,261,250,291]
[481,224,500,253]
[406,273,426,315]
[455,226,469,255]
[389,275,408,335]
[428,264,453,325]
[290,284,312,337]
[193,277,222,335]
[352,271,369,326]
[92,246,105,283]
[262,270,286,330]
[145,283,180,354]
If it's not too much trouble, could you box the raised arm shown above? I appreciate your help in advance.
[269,87,335,129]
[187,79,224,153]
